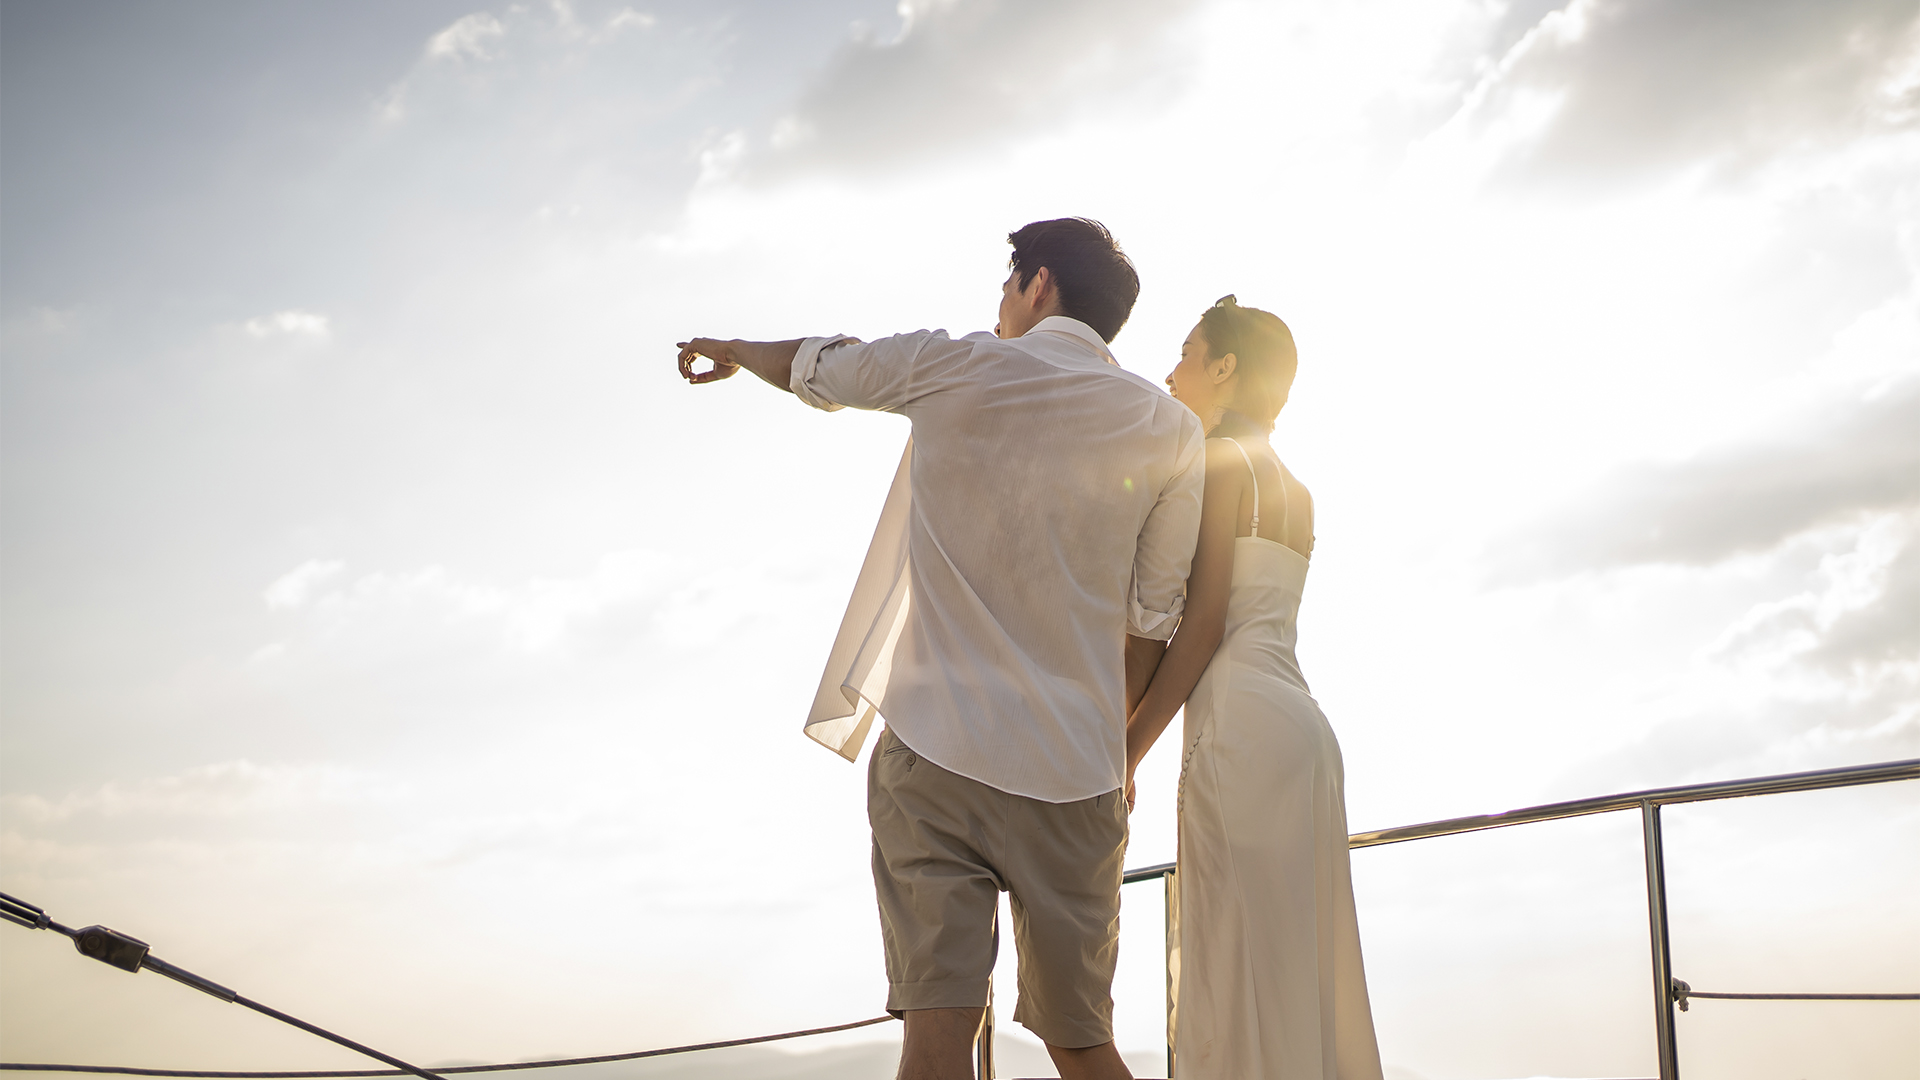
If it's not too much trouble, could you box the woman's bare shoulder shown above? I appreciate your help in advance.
[1203,436,1251,462]
[1275,457,1313,503]
[1201,437,1253,479]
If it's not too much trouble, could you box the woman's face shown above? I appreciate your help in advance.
[1166,321,1229,421]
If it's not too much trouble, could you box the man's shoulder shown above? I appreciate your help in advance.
[868,328,966,347]
[1099,361,1176,400]
[876,328,997,363]
[1096,365,1203,433]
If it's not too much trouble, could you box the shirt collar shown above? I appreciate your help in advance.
[1025,316,1117,365]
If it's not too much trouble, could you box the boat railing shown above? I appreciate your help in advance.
[5,758,1916,1080]
[1091,756,1920,1080]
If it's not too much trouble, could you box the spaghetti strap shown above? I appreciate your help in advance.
[1224,437,1293,543]
[1278,454,1291,536]
[1223,438,1260,540]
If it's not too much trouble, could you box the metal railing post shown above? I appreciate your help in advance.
[977,905,996,1080]
[976,988,994,1080]
[1640,800,1679,1080]
[1165,869,1177,1079]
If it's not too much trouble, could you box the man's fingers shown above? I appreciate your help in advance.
[681,353,737,384]
[676,338,739,384]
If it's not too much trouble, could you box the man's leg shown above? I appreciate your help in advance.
[1045,1040,1132,1080]
[898,1007,985,1080]
[1003,786,1133,1079]
[869,729,1005,1080]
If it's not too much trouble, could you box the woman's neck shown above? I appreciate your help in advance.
[1207,408,1270,441]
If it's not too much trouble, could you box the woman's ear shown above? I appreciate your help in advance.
[1211,352,1238,384]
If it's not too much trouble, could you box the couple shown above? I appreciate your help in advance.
[676,218,1381,1080]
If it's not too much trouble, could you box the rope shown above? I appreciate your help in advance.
[0,1016,899,1077]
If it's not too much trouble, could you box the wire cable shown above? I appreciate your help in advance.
[0,892,444,1080]
[0,1016,899,1077]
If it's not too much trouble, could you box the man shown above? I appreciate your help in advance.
[675,219,1204,1080]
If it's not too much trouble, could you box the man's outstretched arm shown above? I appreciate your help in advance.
[676,338,806,390]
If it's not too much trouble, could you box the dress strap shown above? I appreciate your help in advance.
[1223,438,1260,540]
[1278,450,1291,537]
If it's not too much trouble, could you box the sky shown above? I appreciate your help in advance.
[2,1,1917,1078]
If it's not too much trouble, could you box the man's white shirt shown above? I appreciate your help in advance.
[793,316,1205,803]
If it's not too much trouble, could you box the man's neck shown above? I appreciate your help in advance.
[1016,308,1070,336]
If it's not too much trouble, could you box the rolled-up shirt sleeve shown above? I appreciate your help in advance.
[790,335,856,411]
[791,330,972,413]
[1127,422,1206,639]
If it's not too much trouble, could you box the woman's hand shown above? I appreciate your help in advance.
[1125,771,1138,813]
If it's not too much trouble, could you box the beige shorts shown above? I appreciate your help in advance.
[867,726,1128,1048]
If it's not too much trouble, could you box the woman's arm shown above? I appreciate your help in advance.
[1125,441,1245,785]
[1124,634,1167,719]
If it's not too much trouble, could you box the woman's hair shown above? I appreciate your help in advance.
[1198,295,1297,427]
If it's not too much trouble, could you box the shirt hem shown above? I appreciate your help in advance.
[883,716,1124,805]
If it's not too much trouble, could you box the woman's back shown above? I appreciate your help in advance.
[1225,437,1314,559]
[1216,436,1315,683]
[1173,437,1384,1080]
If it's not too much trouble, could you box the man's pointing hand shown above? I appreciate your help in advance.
[677,338,740,384]
[675,338,806,392]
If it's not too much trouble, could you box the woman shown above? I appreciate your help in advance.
[1127,296,1383,1079]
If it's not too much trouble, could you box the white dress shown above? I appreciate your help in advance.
[1170,438,1383,1080]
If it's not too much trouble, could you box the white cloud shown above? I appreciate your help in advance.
[3,304,80,339]
[754,0,1207,176]
[1707,511,1918,680]
[263,558,344,610]
[1880,16,1920,124]
[428,12,506,61]
[696,130,749,185]
[0,760,404,824]
[603,7,656,37]
[1409,0,1597,185]
[1452,0,1920,184]
[346,0,713,236]
[1497,374,1920,578]
[242,309,330,339]
[1503,378,1920,783]
[373,80,408,123]
[258,549,733,657]
[1829,292,1920,389]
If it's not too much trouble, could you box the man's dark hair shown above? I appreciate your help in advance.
[1007,218,1140,343]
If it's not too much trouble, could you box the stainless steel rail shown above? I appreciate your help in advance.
[1118,757,1919,1080]
[1345,758,1920,848]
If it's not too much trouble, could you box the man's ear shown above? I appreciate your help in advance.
[1026,266,1055,309]
[1212,353,1239,384]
